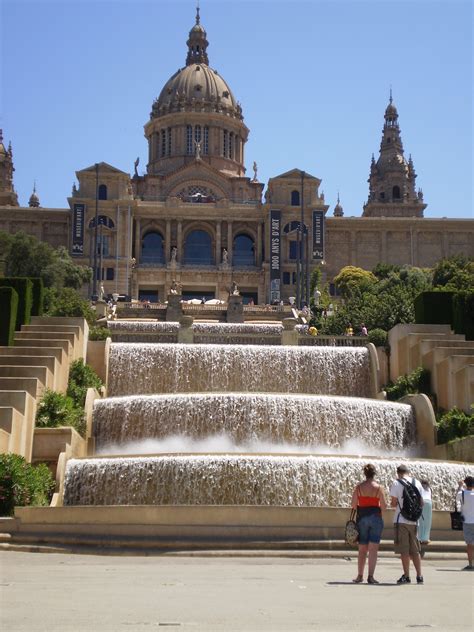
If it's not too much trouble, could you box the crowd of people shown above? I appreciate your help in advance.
[350,464,474,584]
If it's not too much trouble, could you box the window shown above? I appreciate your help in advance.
[289,240,298,260]
[98,184,107,200]
[186,125,193,155]
[184,229,213,265]
[161,130,166,157]
[106,268,114,281]
[97,235,109,256]
[283,271,291,285]
[166,128,172,156]
[229,132,234,160]
[380,192,385,200]
[233,234,255,266]
[223,130,228,157]
[141,231,164,264]
[203,126,209,154]
[194,125,201,143]
[392,185,401,199]
[291,190,300,206]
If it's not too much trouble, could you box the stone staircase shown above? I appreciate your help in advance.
[388,324,474,414]
[0,316,88,463]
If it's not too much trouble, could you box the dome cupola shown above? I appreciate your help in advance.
[144,6,249,179]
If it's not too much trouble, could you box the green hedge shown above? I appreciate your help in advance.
[453,292,474,340]
[0,453,55,516]
[29,277,44,317]
[414,291,454,325]
[0,277,33,330]
[0,286,18,346]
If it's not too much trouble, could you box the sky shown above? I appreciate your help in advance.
[1,0,472,218]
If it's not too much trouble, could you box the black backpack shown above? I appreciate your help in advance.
[398,478,423,522]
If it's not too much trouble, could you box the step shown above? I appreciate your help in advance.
[0,366,49,394]
[0,377,39,399]
[0,406,24,453]
[0,357,56,389]
[0,390,35,461]
[0,349,64,390]
[14,335,72,358]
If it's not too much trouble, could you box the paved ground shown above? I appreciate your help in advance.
[1,551,473,631]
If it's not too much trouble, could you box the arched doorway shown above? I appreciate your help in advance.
[184,229,213,265]
[141,231,164,264]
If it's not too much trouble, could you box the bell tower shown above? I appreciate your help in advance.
[0,130,19,207]
[363,93,426,218]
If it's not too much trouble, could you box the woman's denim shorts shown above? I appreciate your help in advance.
[358,513,384,544]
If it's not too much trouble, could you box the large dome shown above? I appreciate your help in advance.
[153,63,241,119]
[150,8,242,121]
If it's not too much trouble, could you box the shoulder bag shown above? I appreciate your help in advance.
[450,490,464,531]
[345,508,359,545]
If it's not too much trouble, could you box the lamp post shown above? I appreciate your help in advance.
[299,170,305,307]
[91,163,99,299]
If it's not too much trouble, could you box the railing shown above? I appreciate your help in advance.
[243,305,291,313]
[298,335,368,347]
[183,304,227,312]
[118,302,167,310]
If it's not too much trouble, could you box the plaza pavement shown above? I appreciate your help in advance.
[1,551,473,631]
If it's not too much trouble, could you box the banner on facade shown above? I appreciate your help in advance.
[312,210,325,261]
[270,209,281,302]
[72,204,85,256]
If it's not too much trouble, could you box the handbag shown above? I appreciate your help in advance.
[345,508,359,545]
[450,491,464,531]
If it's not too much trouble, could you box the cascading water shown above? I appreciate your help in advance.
[107,343,372,397]
[63,323,471,512]
[93,393,415,452]
[63,455,471,509]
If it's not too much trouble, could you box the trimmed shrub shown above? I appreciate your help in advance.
[44,286,96,325]
[88,326,109,341]
[452,292,474,340]
[0,454,55,516]
[367,328,388,348]
[414,291,454,325]
[437,408,474,444]
[385,367,431,401]
[36,389,86,437]
[0,286,18,346]
[67,359,102,408]
[0,277,33,330]
[29,277,44,316]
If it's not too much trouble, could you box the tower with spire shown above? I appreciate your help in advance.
[363,93,426,218]
[0,130,19,206]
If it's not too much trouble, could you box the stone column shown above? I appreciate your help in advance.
[134,217,141,264]
[165,220,171,263]
[350,231,356,266]
[257,222,262,265]
[216,221,222,264]
[381,231,387,262]
[227,221,233,263]
[177,220,183,263]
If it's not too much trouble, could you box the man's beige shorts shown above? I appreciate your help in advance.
[394,524,421,555]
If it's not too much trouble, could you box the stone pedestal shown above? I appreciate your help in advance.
[227,294,244,323]
[281,317,299,346]
[166,294,183,322]
[178,315,194,344]
[95,300,107,319]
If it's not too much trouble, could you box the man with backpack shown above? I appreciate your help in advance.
[390,464,424,584]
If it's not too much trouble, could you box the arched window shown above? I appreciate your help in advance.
[186,125,193,155]
[98,184,108,200]
[184,229,213,265]
[203,126,209,154]
[291,190,300,206]
[141,231,164,264]
[233,234,255,267]
[392,185,401,199]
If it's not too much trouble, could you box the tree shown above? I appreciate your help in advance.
[432,254,474,291]
[0,230,91,289]
[333,266,377,299]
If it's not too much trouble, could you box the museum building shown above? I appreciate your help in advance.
[0,8,472,303]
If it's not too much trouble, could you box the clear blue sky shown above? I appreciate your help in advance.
[1,0,472,218]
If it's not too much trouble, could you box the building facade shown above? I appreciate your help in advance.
[0,9,472,303]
